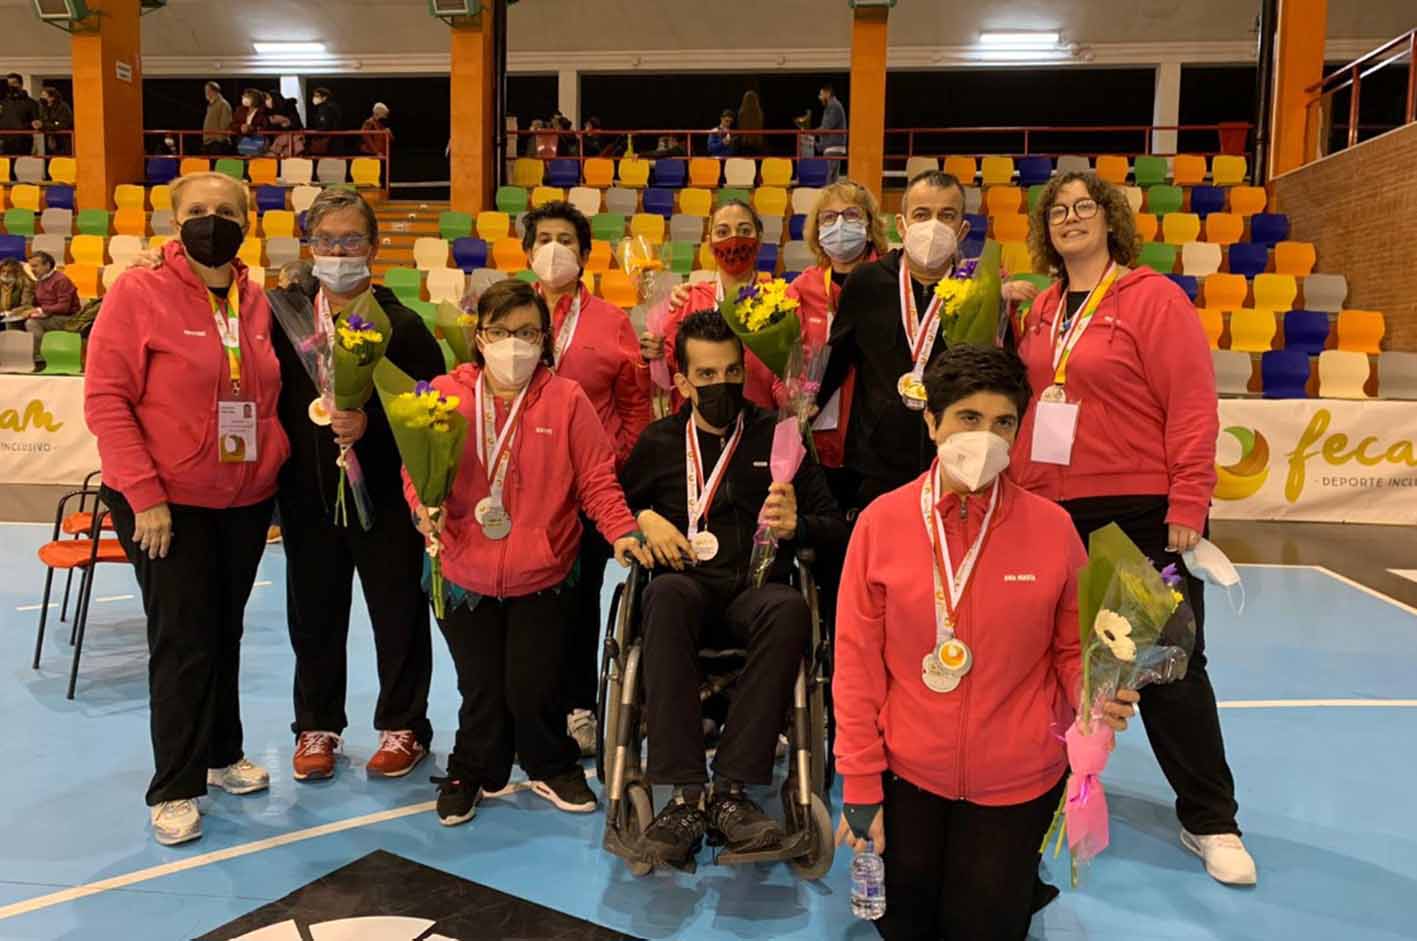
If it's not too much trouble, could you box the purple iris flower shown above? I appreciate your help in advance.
[737,285,758,304]
[955,258,979,280]
[346,314,373,332]
[1160,563,1182,588]
[414,380,434,396]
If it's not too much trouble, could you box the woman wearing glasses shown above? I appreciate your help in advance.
[407,279,653,827]
[1010,172,1255,885]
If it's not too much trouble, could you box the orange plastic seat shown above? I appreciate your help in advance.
[1229,186,1267,216]
[1335,310,1385,354]
[1274,241,1317,277]
[1204,212,1244,246]
[1094,155,1130,184]
[1203,273,1249,310]
[991,213,1029,243]
[688,158,721,188]
[491,237,527,272]
[1134,212,1158,242]
[1197,308,1224,350]
[985,186,1022,217]
[943,156,977,183]
[61,512,115,536]
[38,538,129,570]
[1172,155,1207,186]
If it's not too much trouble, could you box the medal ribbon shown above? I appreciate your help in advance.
[822,266,836,333]
[314,291,336,396]
[208,283,242,396]
[684,413,744,540]
[1049,263,1119,386]
[919,466,999,648]
[550,287,584,368]
[899,260,946,380]
[475,373,531,512]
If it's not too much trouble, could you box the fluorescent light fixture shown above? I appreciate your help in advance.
[978,31,1061,47]
[253,41,328,56]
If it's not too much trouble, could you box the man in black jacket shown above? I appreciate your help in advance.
[620,310,847,869]
[816,170,973,512]
[0,75,37,157]
[308,87,343,156]
[271,189,444,783]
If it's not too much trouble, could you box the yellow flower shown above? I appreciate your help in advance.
[456,313,478,328]
[932,278,974,318]
[1170,588,1185,608]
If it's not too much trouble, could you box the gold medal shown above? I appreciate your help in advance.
[937,638,973,677]
[898,372,928,411]
[1040,384,1068,404]
[308,397,332,426]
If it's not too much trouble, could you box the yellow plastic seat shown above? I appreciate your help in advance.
[752,186,789,219]
[237,238,263,268]
[150,185,172,212]
[617,158,651,189]
[262,210,296,239]
[114,184,146,211]
[679,188,712,217]
[1228,308,1276,353]
[760,158,793,187]
[630,213,666,245]
[1211,155,1248,186]
[1162,212,1201,245]
[476,211,511,242]
[531,186,565,209]
[48,157,78,185]
[512,158,544,188]
[11,184,40,212]
[351,158,382,188]
[1001,241,1034,275]
[70,234,105,267]
[1253,274,1298,312]
[980,156,1015,187]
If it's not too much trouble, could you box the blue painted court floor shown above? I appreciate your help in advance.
[1,521,1415,939]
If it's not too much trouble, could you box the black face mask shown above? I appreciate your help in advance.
[180,215,245,268]
[692,381,746,429]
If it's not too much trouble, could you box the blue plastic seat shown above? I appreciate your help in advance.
[255,185,286,215]
[452,237,489,273]
[44,185,75,211]
[1261,350,1310,399]
[1249,213,1290,247]
[0,235,25,260]
[1189,185,1225,219]
[797,159,830,188]
[652,159,687,189]
[788,214,807,241]
[1282,310,1330,356]
[1228,242,1269,279]
[1015,156,1053,187]
[1166,274,1199,302]
[756,242,779,274]
[146,157,179,185]
[642,188,675,219]
[545,159,580,188]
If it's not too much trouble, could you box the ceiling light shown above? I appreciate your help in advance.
[978,31,1061,47]
[253,42,328,56]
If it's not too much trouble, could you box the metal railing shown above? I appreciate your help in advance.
[505,127,843,164]
[144,129,393,198]
[0,128,75,158]
[1306,27,1416,154]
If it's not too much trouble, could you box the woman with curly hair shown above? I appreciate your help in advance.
[1009,171,1256,886]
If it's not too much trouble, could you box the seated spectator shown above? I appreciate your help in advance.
[361,103,392,157]
[707,110,735,158]
[23,250,81,365]
[36,87,73,156]
[523,119,546,157]
[619,309,847,869]
[0,258,36,327]
[582,116,606,157]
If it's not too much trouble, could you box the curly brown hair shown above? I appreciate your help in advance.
[1027,171,1139,277]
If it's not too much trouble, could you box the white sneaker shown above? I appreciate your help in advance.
[150,799,202,846]
[568,709,597,758]
[1181,829,1258,885]
[207,757,271,795]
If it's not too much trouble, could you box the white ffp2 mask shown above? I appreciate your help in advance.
[531,241,581,291]
[481,337,541,388]
[903,219,959,273]
[1183,537,1246,614]
[937,431,1011,493]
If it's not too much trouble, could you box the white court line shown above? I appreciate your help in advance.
[1237,563,1417,618]
[16,587,266,612]
[1219,699,1417,709]
[1389,569,1417,585]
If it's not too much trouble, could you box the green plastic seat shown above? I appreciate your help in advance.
[495,186,529,215]
[514,269,539,284]
[1137,242,1178,274]
[4,208,35,237]
[664,241,695,276]
[885,215,900,243]
[1146,185,1183,217]
[1132,155,1169,188]
[438,211,474,242]
[591,213,626,242]
[214,158,245,181]
[1026,184,1047,213]
[715,188,751,208]
[39,330,83,375]
[383,266,422,297]
[76,209,110,237]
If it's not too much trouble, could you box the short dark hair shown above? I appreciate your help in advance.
[30,250,55,269]
[903,170,967,213]
[6,74,22,84]
[313,87,332,99]
[712,199,763,236]
[924,345,1032,421]
[306,188,380,245]
[721,109,735,120]
[820,83,834,95]
[474,280,555,369]
[585,116,602,130]
[521,200,591,256]
[675,308,742,373]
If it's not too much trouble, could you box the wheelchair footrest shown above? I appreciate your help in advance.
[715,827,814,866]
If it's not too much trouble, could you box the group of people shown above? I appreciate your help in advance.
[707,83,846,159]
[0,74,73,157]
[201,82,388,158]
[1,250,83,365]
[83,160,1256,939]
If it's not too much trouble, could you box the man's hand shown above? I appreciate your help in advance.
[331,409,367,448]
[1097,688,1140,734]
[669,282,691,310]
[134,502,174,560]
[639,330,665,362]
[1001,279,1041,305]
[613,535,654,569]
[26,308,45,320]
[760,482,798,540]
[636,509,694,571]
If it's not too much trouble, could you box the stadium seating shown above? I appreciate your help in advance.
[603,187,637,216]
[147,157,179,184]
[476,211,511,242]
[71,235,104,267]
[351,158,382,188]
[281,158,314,185]
[1229,309,1276,352]
[1260,350,1309,398]
[1336,310,1385,354]
[1317,350,1371,399]
[669,213,703,243]
[317,159,347,185]
[114,184,146,211]
[1181,241,1222,277]
[495,186,529,215]
[263,211,296,239]
[1162,212,1200,245]
[1302,273,1347,312]
[1249,213,1290,247]
[452,237,488,272]
[1197,308,1224,349]
[642,188,675,218]
[583,159,615,188]
[1228,243,1269,279]
[1253,273,1297,311]
[413,237,450,271]
[1203,273,1248,309]
[265,237,300,269]
[760,158,793,187]
[1056,155,1090,175]
[492,237,527,272]
[992,214,1029,243]
[249,159,279,186]
[439,211,474,242]
[985,186,1023,217]
[753,187,788,218]
[1166,274,1199,302]
[531,186,565,209]
[630,213,666,245]
[113,208,146,237]
[1134,213,1158,242]
[1189,185,1225,218]
[618,158,651,188]
[797,159,830,188]
[906,156,941,179]
[981,156,1015,187]
[724,158,756,188]
[1213,350,1254,395]
[1095,155,1129,184]
[652,159,687,189]
[546,159,580,188]
[0,233,25,260]
[1133,155,1169,187]
[1137,242,1177,273]
[1274,241,1316,277]
[1229,185,1266,215]
[1211,155,1248,186]
[40,208,72,236]
[46,186,75,211]
[568,186,601,216]
[943,156,977,183]
[1172,155,1207,186]
[1282,310,1330,355]
[426,267,466,304]
[512,158,544,188]
[1378,352,1417,400]
[1146,185,1183,216]
[215,158,245,180]
[1016,156,1053,186]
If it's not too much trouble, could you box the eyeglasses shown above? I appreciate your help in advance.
[1047,199,1101,226]
[481,325,544,344]
[310,234,372,253]
[818,207,866,226]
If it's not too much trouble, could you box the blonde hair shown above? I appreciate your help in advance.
[804,178,888,269]
[170,172,250,219]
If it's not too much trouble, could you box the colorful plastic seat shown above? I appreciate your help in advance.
[796,159,830,188]
[642,188,675,219]
[1282,310,1330,355]
[1229,309,1277,353]
[1249,213,1290,247]
[438,211,474,242]
[512,158,544,188]
[980,156,1015,187]
[1253,274,1298,312]
[546,159,580,188]
[1228,243,1269,279]
[1273,241,1316,277]
[1260,350,1309,398]
[1132,155,1169,187]
[1211,155,1248,186]
[1317,350,1372,399]
[1094,155,1129,184]
[495,186,529,215]
[652,159,687,189]
[1172,155,1207,186]
[1203,273,1249,309]
[617,158,651,189]
[1189,185,1226,218]
[1335,310,1385,354]
[1137,242,1177,274]
[1162,212,1200,245]
[1197,308,1224,350]
[1228,186,1266,216]
[1146,185,1183,217]
[1016,156,1053,187]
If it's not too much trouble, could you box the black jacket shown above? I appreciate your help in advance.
[620,404,847,592]
[38,99,73,132]
[0,90,36,132]
[311,100,342,132]
[272,284,444,519]
[817,248,946,494]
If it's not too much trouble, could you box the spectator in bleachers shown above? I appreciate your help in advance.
[0,74,37,157]
[231,88,270,156]
[35,87,72,157]
[23,250,81,367]
[1010,171,1254,886]
[737,90,764,154]
[523,119,546,157]
[308,87,341,156]
[582,116,609,157]
[793,111,814,158]
[360,102,392,158]
[555,115,579,157]
[202,81,233,154]
[85,171,289,846]
[521,200,654,756]
[707,109,736,157]
[652,135,686,159]
[268,95,304,158]
[0,258,36,327]
[816,83,847,158]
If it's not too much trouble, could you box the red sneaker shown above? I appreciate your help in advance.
[293,731,341,781]
[367,730,426,778]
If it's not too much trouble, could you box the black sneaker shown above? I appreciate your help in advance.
[431,775,479,827]
[530,768,598,813]
[707,780,783,853]
[643,789,708,866]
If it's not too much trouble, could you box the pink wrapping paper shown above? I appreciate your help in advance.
[1064,721,1115,862]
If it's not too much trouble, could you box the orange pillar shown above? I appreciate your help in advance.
[450,4,497,215]
[71,0,143,212]
[847,5,889,201]
[1269,0,1327,178]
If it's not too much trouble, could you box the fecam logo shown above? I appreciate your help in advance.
[1214,426,1269,501]
[1285,408,1417,501]
[0,399,64,433]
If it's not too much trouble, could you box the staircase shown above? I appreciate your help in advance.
[372,200,448,280]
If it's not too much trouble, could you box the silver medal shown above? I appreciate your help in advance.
[921,652,960,693]
[691,530,720,562]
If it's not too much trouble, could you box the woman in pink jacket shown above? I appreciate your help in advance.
[1010,172,1254,886]
[834,345,1137,939]
[405,279,651,828]
[85,172,290,847]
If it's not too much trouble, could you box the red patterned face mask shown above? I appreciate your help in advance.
[711,236,760,276]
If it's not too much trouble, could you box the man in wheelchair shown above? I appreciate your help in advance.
[619,309,847,868]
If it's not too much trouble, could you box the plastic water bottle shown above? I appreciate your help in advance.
[850,840,886,920]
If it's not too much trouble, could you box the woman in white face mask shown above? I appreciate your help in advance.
[833,344,1139,940]
[405,279,652,828]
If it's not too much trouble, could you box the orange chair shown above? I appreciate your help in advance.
[583,158,615,188]
[1274,241,1317,277]
[985,186,1022,217]
[248,158,279,186]
[1197,308,1224,350]
[1172,155,1207,186]
[943,156,977,183]
[1229,186,1266,216]
[492,237,528,272]
[1134,212,1159,242]
[1203,273,1249,310]
[113,208,147,237]
[586,239,612,274]
[688,158,721,188]
[67,263,101,299]
[179,157,209,176]
[991,213,1029,243]
[1204,212,1244,246]
[1095,155,1130,184]
[1335,310,1385,354]
[600,269,640,309]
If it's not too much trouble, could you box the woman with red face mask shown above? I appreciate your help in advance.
[639,200,772,411]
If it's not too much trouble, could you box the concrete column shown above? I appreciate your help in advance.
[450,4,497,213]
[1152,60,1182,155]
[280,75,307,125]
[557,69,579,126]
[72,0,143,210]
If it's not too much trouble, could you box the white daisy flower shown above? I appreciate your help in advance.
[1095,608,1137,662]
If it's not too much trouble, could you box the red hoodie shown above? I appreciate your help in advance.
[544,284,652,469]
[84,239,289,514]
[658,276,776,411]
[1009,267,1218,533]
[403,365,637,599]
[834,471,1085,806]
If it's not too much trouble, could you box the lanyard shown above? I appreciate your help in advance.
[684,414,743,538]
[208,283,242,397]
[474,372,531,511]
[551,289,583,368]
[714,274,726,304]
[898,261,946,379]
[919,466,999,644]
[1049,264,1119,386]
[314,291,337,394]
[822,267,837,333]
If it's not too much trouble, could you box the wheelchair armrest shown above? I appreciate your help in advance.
[795,547,816,566]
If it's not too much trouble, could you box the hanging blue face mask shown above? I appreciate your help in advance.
[818,217,868,264]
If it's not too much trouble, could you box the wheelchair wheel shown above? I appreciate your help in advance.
[624,781,654,877]
[782,782,836,881]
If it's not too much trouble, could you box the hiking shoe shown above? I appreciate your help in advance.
[643,788,708,866]
[432,775,479,827]
[367,730,427,778]
[708,780,783,853]
[293,731,341,781]
[568,709,597,758]
[206,758,270,795]
[150,799,201,846]
[530,768,598,813]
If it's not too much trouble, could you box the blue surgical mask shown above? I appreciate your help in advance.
[818,218,868,264]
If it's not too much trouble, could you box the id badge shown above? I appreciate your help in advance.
[217,400,258,464]
[1031,399,1080,466]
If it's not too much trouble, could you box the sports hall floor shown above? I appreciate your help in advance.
[1,517,1414,940]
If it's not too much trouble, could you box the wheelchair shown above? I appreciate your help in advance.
[596,551,835,879]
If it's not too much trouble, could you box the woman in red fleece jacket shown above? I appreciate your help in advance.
[1010,173,1254,886]
[84,172,290,847]
[404,280,651,828]
[834,345,1136,940]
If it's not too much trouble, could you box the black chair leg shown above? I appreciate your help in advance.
[60,569,74,624]
[32,567,56,670]
[68,568,88,645]
[66,566,96,700]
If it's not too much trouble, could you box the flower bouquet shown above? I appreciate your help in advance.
[719,277,803,378]
[747,400,809,588]
[434,299,478,366]
[621,235,674,398]
[374,360,469,619]
[933,239,1003,348]
[1042,522,1197,885]
[331,293,391,527]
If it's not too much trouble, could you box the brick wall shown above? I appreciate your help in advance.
[1273,123,1417,352]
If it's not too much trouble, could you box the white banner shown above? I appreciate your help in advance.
[0,375,99,486]
[1212,399,1417,524]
